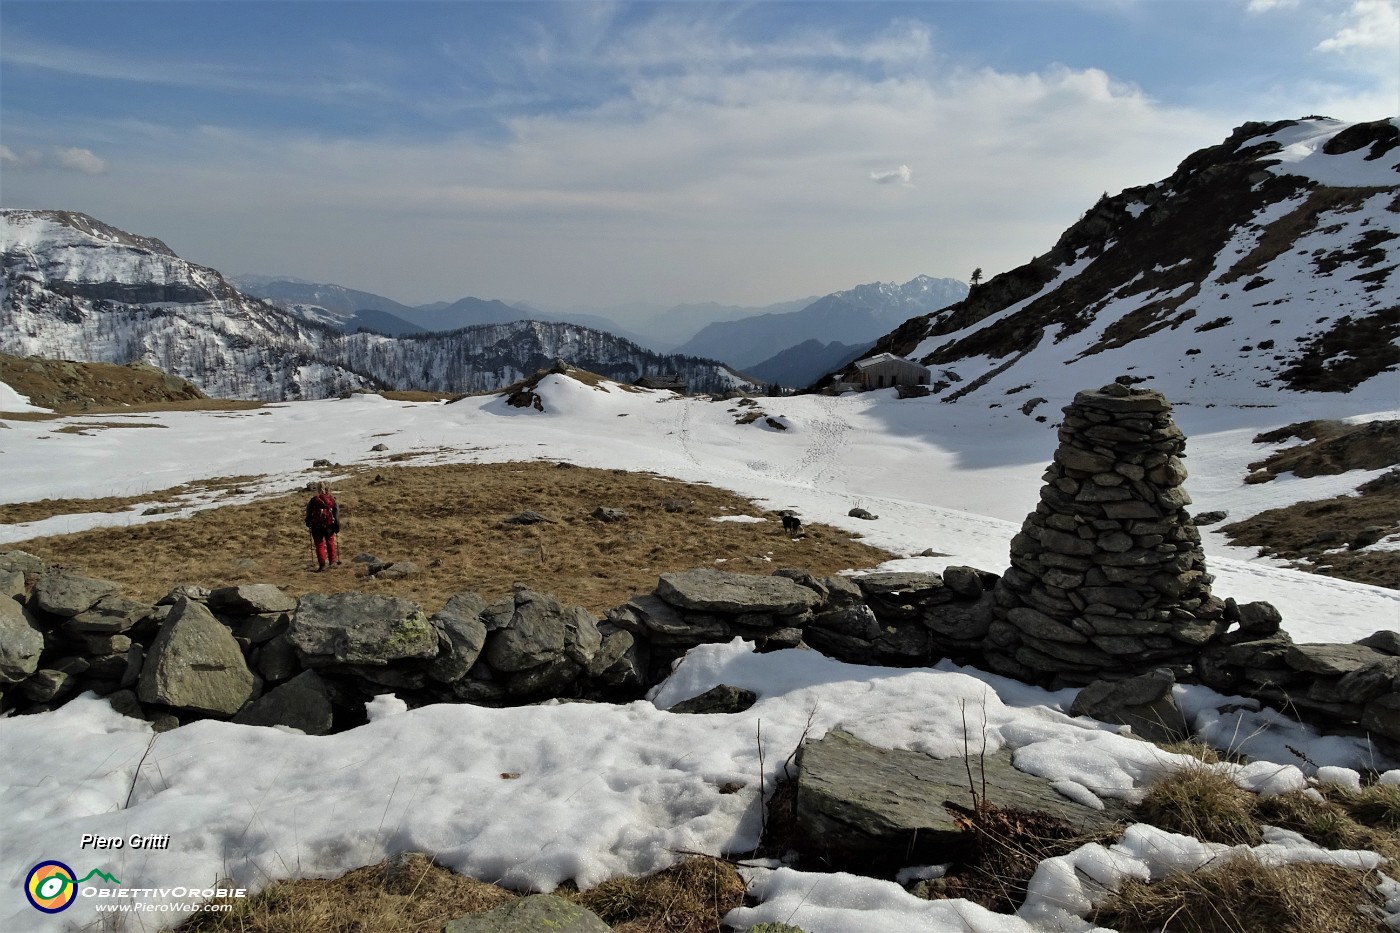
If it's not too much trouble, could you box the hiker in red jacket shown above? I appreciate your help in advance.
[304,481,341,571]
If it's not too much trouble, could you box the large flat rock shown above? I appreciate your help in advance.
[795,729,1130,871]
[656,569,819,615]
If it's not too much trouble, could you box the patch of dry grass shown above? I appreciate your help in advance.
[1336,782,1400,832]
[1092,858,1388,933]
[379,389,464,403]
[177,854,744,933]
[568,855,747,932]
[1105,760,1400,931]
[1260,783,1400,862]
[177,854,517,933]
[5,460,893,615]
[931,801,1123,914]
[1136,760,1400,856]
[0,351,223,414]
[1136,763,1263,846]
[1222,468,1400,590]
[1120,762,1400,924]
[52,420,170,435]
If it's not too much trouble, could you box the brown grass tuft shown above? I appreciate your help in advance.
[1092,858,1388,933]
[1259,784,1400,862]
[1136,763,1263,846]
[178,854,743,933]
[1337,782,1400,832]
[178,855,516,933]
[931,801,1122,914]
[572,855,747,933]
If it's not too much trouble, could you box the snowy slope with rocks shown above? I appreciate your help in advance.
[1,371,1398,932]
[842,117,1398,418]
[0,210,371,400]
[1,114,1398,933]
[0,211,754,400]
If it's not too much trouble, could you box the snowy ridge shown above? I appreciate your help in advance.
[849,117,1398,420]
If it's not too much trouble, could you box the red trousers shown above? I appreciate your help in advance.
[312,531,338,567]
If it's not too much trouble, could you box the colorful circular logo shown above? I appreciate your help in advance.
[25,861,77,913]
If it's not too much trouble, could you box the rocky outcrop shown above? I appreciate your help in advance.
[480,587,604,699]
[1197,613,1400,746]
[1069,669,1188,744]
[31,570,122,617]
[232,670,333,734]
[667,685,758,715]
[656,568,820,616]
[987,384,1223,685]
[290,593,438,669]
[137,599,254,716]
[794,730,1131,872]
[0,596,44,685]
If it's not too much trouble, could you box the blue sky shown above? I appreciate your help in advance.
[2,1,1396,313]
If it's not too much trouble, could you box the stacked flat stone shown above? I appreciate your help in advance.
[986,384,1223,686]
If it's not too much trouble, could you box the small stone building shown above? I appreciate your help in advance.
[853,353,930,390]
[634,374,688,393]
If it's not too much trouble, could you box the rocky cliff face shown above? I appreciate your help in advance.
[833,117,1399,411]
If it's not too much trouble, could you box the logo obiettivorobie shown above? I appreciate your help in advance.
[24,861,122,913]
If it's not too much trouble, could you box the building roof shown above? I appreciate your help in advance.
[854,352,921,370]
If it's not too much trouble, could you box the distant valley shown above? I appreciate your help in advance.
[2,116,1395,410]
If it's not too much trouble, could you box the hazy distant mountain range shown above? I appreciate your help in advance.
[675,275,968,373]
[230,276,816,361]
[3,116,1393,407]
[230,274,966,387]
[0,211,756,400]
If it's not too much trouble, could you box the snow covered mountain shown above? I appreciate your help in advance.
[833,117,1399,415]
[0,210,753,399]
[0,209,376,400]
[678,274,968,370]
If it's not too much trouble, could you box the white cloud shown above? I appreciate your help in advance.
[0,145,41,167]
[1246,0,1300,11]
[52,147,106,175]
[0,144,104,173]
[108,56,1220,307]
[869,165,913,185]
[1317,0,1400,51]
[6,11,1331,307]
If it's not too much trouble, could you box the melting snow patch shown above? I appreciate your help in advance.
[365,693,409,721]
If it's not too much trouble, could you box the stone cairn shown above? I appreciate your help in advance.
[985,383,1224,686]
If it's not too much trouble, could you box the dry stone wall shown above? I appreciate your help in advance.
[986,383,1224,686]
[0,556,998,733]
[3,421,1398,756]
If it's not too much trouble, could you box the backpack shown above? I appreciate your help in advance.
[308,495,336,532]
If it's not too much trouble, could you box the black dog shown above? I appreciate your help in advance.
[780,511,804,539]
